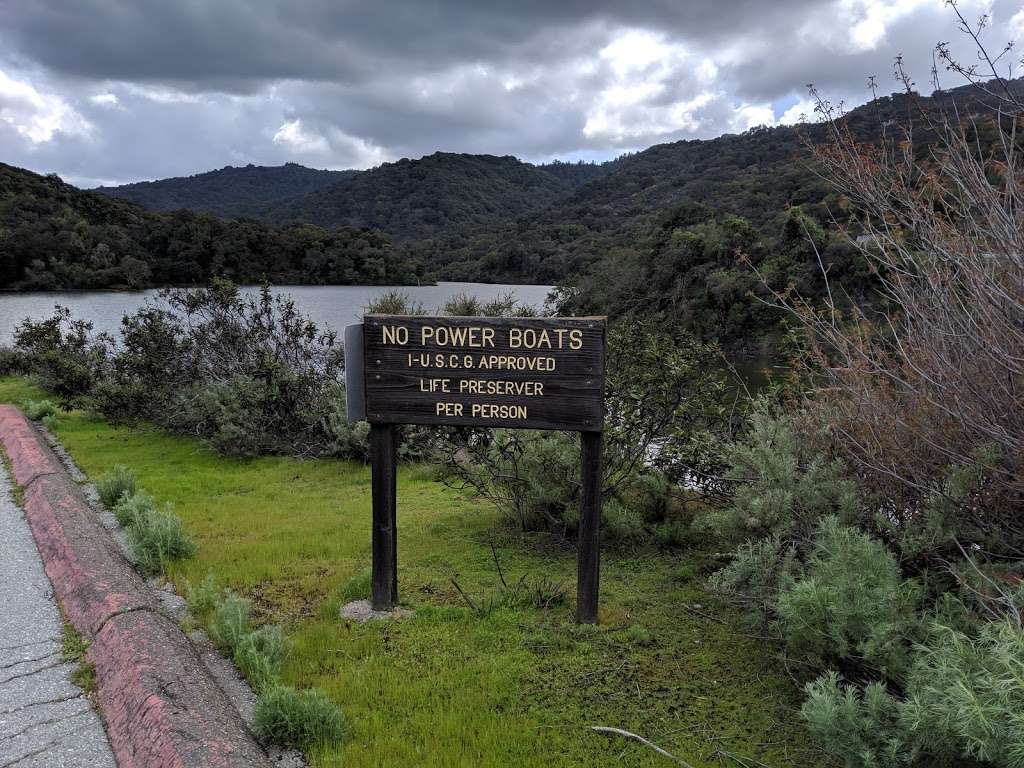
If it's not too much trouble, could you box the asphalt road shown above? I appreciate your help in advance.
[0,464,116,768]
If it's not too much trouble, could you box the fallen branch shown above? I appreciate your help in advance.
[590,726,696,767]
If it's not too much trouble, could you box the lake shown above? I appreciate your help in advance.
[0,282,554,346]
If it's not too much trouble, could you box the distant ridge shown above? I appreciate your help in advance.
[0,162,417,291]
[96,163,356,219]
[258,152,599,240]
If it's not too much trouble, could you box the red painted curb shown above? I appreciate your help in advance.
[0,405,272,768]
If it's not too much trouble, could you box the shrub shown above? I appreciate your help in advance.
[601,498,646,545]
[699,406,861,546]
[171,376,275,457]
[365,290,425,316]
[97,465,136,508]
[210,592,253,654]
[253,685,346,749]
[322,388,370,461]
[653,519,694,549]
[126,504,196,576]
[23,399,57,420]
[186,573,220,618]
[440,290,535,318]
[234,625,286,692]
[40,413,60,431]
[86,281,345,458]
[454,429,579,532]
[13,306,111,402]
[709,535,800,624]
[0,346,27,375]
[901,619,1024,766]
[802,618,1024,768]
[776,518,917,679]
[112,490,156,528]
[443,319,735,539]
[626,472,673,523]
[801,672,913,768]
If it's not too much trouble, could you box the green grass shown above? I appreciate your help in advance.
[0,377,827,767]
[61,622,97,694]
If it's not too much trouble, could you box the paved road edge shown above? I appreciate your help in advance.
[0,405,273,768]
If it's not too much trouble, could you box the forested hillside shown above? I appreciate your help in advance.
[96,163,356,219]
[427,80,1014,284]
[0,163,418,290]
[259,153,579,239]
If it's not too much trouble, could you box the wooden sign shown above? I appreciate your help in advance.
[347,314,607,624]
[361,315,605,432]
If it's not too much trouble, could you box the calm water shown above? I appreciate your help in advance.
[0,282,554,346]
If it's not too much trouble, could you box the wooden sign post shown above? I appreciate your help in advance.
[348,315,606,623]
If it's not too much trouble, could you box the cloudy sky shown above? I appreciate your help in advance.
[1,0,1020,187]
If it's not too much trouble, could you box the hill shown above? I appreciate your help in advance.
[426,77,1024,284]
[258,152,581,239]
[0,163,417,291]
[96,163,355,219]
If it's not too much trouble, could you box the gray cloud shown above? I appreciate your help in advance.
[0,0,1018,185]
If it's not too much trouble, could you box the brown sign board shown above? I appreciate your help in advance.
[361,315,606,432]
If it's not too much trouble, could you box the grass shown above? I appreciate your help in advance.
[61,623,97,694]
[0,376,828,767]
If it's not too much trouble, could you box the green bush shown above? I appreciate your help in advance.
[901,619,1024,766]
[97,465,136,508]
[322,387,371,461]
[709,404,1024,767]
[443,319,734,541]
[253,685,346,749]
[209,591,253,654]
[601,498,646,544]
[364,290,425,316]
[126,504,196,576]
[457,429,579,531]
[776,519,917,678]
[653,519,694,549]
[234,625,286,692]
[13,307,111,402]
[0,346,27,375]
[28,283,349,459]
[709,535,800,624]
[185,573,220,618]
[24,399,57,420]
[627,472,673,523]
[40,413,60,431]
[699,407,860,545]
[112,490,156,528]
[801,672,913,768]
[802,618,1024,768]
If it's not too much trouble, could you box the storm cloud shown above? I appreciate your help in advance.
[1,0,1020,186]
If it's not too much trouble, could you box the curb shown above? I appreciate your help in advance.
[0,405,273,768]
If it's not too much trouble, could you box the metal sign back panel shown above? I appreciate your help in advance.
[362,315,606,432]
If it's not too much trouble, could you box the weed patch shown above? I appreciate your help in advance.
[61,623,97,694]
